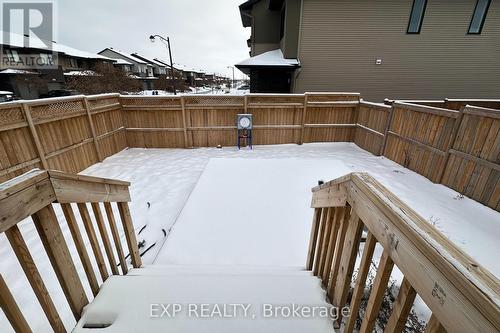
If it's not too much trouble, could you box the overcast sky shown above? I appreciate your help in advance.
[56,0,250,78]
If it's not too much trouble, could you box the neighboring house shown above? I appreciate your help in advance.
[236,0,500,100]
[112,58,134,73]
[98,48,157,90]
[1,32,114,99]
[99,48,149,77]
[131,53,167,76]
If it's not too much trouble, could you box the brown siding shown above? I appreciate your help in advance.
[296,0,500,101]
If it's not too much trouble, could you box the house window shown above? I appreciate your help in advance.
[407,0,427,34]
[69,58,78,68]
[468,0,490,34]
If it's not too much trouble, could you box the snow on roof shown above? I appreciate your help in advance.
[131,53,167,68]
[113,58,133,65]
[64,70,98,76]
[0,68,38,75]
[101,48,148,64]
[236,49,300,67]
[0,31,112,60]
[0,91,14,94]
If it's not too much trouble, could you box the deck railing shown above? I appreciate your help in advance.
[0,169,142,333]
[307,172,499,333]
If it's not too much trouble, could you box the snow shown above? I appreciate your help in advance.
[101,48,148,64]
[64,70,98,76]
[113,58,133,66]
[1,143,499,332]
[0,31,112,60]
[131,53,166,68]
[73,268,334,333]
[155,158,349,267]
[236,49,300,67]
[0,68,38,75]
[79,143,499,275]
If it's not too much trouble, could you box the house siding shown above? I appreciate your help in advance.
[295,0,500,101]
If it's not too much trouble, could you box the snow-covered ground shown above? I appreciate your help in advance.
[1,143,498,332]
[140,86,249,96]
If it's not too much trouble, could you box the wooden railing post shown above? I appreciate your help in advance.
[21,103,48,169]
[425,314,447,333]
[77,203,109,281]
[5,225,66,333]
[91,203,119,275]
[83,96,103,162]
[344,232,377,333]
[0,274,32,333]
[321,208,341,284]
[61,203,99,296]
[332,212,363,320]
[117,202,142,268]
[306,207,322,270]
[327,207,350,300]
[359,249,394,333]
[381,105,394,156]
[32,204,88,320]
[312,208,327,275]
[384,277,417,333]
[104,202,129,275]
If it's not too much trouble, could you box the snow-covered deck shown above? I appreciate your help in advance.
[1,142,498,332]
[82,143,499,276]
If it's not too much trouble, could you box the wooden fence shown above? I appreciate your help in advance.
[357,100,499,211]
[121,93,360,148]
[0,93,498,211]
[308,173,499,332]
[0,94,126,183]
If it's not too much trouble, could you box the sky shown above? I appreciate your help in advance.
[56,0,250,78]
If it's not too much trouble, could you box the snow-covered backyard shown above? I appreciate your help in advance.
[1,142,499,332]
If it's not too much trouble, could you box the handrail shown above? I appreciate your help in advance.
[308,172,500,333]
[0,169,142,333]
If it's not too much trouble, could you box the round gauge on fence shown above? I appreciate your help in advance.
[239,116,251,129]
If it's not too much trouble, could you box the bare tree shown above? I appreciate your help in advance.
[66,63,142,94]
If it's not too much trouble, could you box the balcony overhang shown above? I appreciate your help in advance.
[235,49,300,75]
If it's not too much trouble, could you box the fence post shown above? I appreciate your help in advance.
[438,107,465,184]
[21,103,48,169]
[180,96,190,148]
[299,93,309,145]
[381,105,394,156]
[83,97,103,162]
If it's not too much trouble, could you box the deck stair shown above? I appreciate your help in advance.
[74,265,334,332]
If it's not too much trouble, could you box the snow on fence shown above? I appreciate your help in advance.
[0,170,141,333]
[0,93,498,211]
[308,173,499,333]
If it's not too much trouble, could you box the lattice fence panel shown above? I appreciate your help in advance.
[184,96,244,107]
[0,105,25,126]
[30,99,86,121]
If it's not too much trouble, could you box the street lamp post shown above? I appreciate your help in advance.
[227,66,235,89]
[150,34,176,95]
